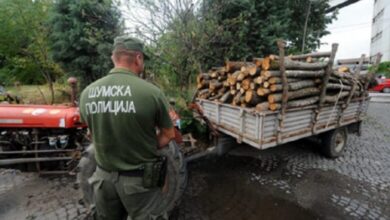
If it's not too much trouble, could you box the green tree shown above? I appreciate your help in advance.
[49,0,123,88]
[0,0,63,102]
[377,61,390,78]
[125,0,336,94]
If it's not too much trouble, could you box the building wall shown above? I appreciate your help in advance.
[370,0,390,61]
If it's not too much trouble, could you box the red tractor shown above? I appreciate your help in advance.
[0,78,88,174]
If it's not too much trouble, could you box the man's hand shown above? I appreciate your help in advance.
[157,127,175,149]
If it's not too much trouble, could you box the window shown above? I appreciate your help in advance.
[373,8,384,24]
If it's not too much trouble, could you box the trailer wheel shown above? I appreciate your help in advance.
[76,141,187,216]
[321,127,348,158]
[383,88,390,93]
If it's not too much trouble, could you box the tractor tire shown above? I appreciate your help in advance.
[383,88,390,93]
[76,141,187,215]
[320,127,348,158]
[76,144,96,207]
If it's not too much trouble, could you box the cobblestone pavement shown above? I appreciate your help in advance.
[0,171,88,220]
[0,103,389,220]
[176,102,390,220]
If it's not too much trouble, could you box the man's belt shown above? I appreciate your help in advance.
[97,164,144,177]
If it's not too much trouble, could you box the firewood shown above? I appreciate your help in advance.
[227,71,241,85]
[237,71,249,81]
[326,83,352,91]
[324,91,350,103]
[233,91,243,105]
[269,96,320,111]
[268,87,320,104]
[226,61,252,72]
[218,75,227,81]
[263,81,270,89]
[254,76,264,84]
[209,80,223,91]
[197,80,210,89]
[268,77,300,84]
[257,88,270,96]
[219,91,233,103]
[253,58,264,67]
[250,82,256,90]
[262,70,325,78]
[241,79,252,90]
[197,73,210,84]
[245,90,263,105]
[255,102,269,112]
[270,80,317,92]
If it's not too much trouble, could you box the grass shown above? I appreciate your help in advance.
[5,83,72,105]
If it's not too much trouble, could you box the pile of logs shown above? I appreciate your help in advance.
[196,46,372,112]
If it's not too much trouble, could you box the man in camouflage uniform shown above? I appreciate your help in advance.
[79,36,175,220]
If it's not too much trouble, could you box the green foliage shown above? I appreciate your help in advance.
[203,0,336,60]
[179,108,209,140]
[48,0,123,88]
[132,0,336,98]
[0,0,63,85]
[377,61,390,78]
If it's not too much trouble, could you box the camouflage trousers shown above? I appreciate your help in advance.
[88,166,167,220]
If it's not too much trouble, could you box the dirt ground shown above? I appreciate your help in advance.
[0,102,389,220]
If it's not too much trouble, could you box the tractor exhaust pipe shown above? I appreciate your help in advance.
[67,77,78,106]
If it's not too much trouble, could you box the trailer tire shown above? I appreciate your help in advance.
[321,127,348,158]
[76,141,187,216]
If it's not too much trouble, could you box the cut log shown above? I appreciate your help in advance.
[255,102,269,112]
[227,71,241,85]
[248,65,260,76]
[324,92,350,103]
[219,91,233,103]
[263,81,270,89]
[268,87,320,104]
[269,96,320,111]
[197,80,210,89]
[253,58,264,67]
[237,71,249,81]
[326,83,352,91]
[196,73,210,84]
[270,51,332,60]
[261,57,279,70]
[268,77,300,84]
[218,75,227,81]
[283,59,328,70]
[209,93,223,101]
[254,76,264,84]
[210,71,219,79]
[245,90,263,105]
[250,82,256,90]
[209,80,223,91]
[233,91,243,105]
[226,61,252,72]
[262,70,325,78]
[241,79,252,90]
[270,80,317,92]
[257,88,270,96]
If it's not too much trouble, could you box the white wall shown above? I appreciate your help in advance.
[370,0,390,61]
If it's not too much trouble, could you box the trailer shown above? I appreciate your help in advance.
[195,43,382,158]
[197,97,368,158]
